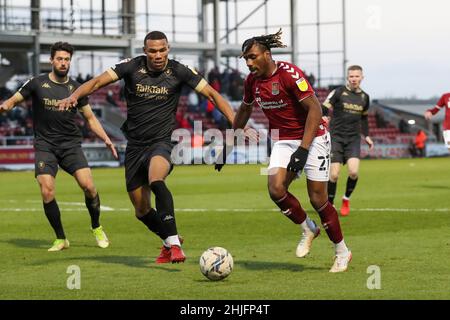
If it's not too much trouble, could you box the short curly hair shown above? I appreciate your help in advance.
[50,42,74,59]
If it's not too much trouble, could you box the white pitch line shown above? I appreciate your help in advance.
[0,207,449,213]
[23,200,115,211]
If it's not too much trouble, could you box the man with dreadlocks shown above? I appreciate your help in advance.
[217,29,352,272]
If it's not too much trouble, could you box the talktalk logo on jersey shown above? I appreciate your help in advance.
[43,98,59,107]
[43,98,67,111]
[343,102,364,113]
[135,84,169,95]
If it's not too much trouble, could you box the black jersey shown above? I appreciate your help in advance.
[17,74,89,150]
[108,56,207,146]
[323,86,370,138]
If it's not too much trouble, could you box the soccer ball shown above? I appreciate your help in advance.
[199,247,234,281]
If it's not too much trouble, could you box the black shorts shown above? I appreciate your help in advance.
[35,146,89,177]
[125,141,174,192]
[330,136,361,164]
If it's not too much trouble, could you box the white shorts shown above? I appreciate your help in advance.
[443,130,450,147]
[268,133,331,181]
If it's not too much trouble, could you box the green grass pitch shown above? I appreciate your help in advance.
[0,158,449,299]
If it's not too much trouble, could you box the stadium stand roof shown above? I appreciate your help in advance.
[377,100,444,123]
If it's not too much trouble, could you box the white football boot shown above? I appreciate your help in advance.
[296,220,321,258]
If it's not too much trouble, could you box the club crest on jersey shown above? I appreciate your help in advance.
[165,68,172,76]
[296,78,308,92]
[272,82,280,95]
[38,161,45,170]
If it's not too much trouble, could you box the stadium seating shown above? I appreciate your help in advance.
[1,83,416,148]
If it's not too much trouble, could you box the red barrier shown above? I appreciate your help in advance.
[0,147,35,164]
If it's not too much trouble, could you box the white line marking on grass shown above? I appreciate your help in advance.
[0,208,125,212]
[24,200,114,211]
[0,207,449,213]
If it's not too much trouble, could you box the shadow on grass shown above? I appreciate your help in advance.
[77,255,183,272]
[5,238,183,271]
[3,238,49,249]
[29,255,182,272]
[192,260,325,283]
[419,185,450,190]
[236,260,325,272]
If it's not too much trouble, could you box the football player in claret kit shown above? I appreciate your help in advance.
[216,29,351,272]
[0,42,117,251]
[424,93,450,152]
[58,31,235,264]
[322,65,374,216]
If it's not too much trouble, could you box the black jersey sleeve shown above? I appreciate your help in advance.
[322,88,341,113]
[174,63,207,92]
[17,77,36,100]
[77,96,89,109]
[110,58,135,80]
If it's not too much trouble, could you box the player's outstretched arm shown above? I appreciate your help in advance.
[214,102,254,172]
[287,95,322,173]
[0,93,24,113]
[198,84,235,125]
[233,102,253,130]
[80,104,118,160]
[58,71,118,111]
[424,110,433,120]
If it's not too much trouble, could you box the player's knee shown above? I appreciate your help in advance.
[348,172,359,180]
[41,187,55,202]
[329,172,339,182]
[81,183,96,197]
[309,191,327,209]
[268,184,287,201]
[134,205,150,218]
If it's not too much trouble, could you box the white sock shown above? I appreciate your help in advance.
[165,235,181,247]
[335,239,349,257]
[305,217,318,232]
[301,217,316,234]
[162,239,170,248]
[300,220,309,233]
[343,195,350,201]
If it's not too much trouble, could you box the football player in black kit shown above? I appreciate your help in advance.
[322,65,374,216]
[0,42,118,251]
[58,31,235,263]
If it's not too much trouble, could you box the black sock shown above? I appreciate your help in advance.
[43,199,66,239]
[328,181,337,204]
[85,193,100,229]
[137,208,168,239]
[150,181,177,237]
[345,177,358,198]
